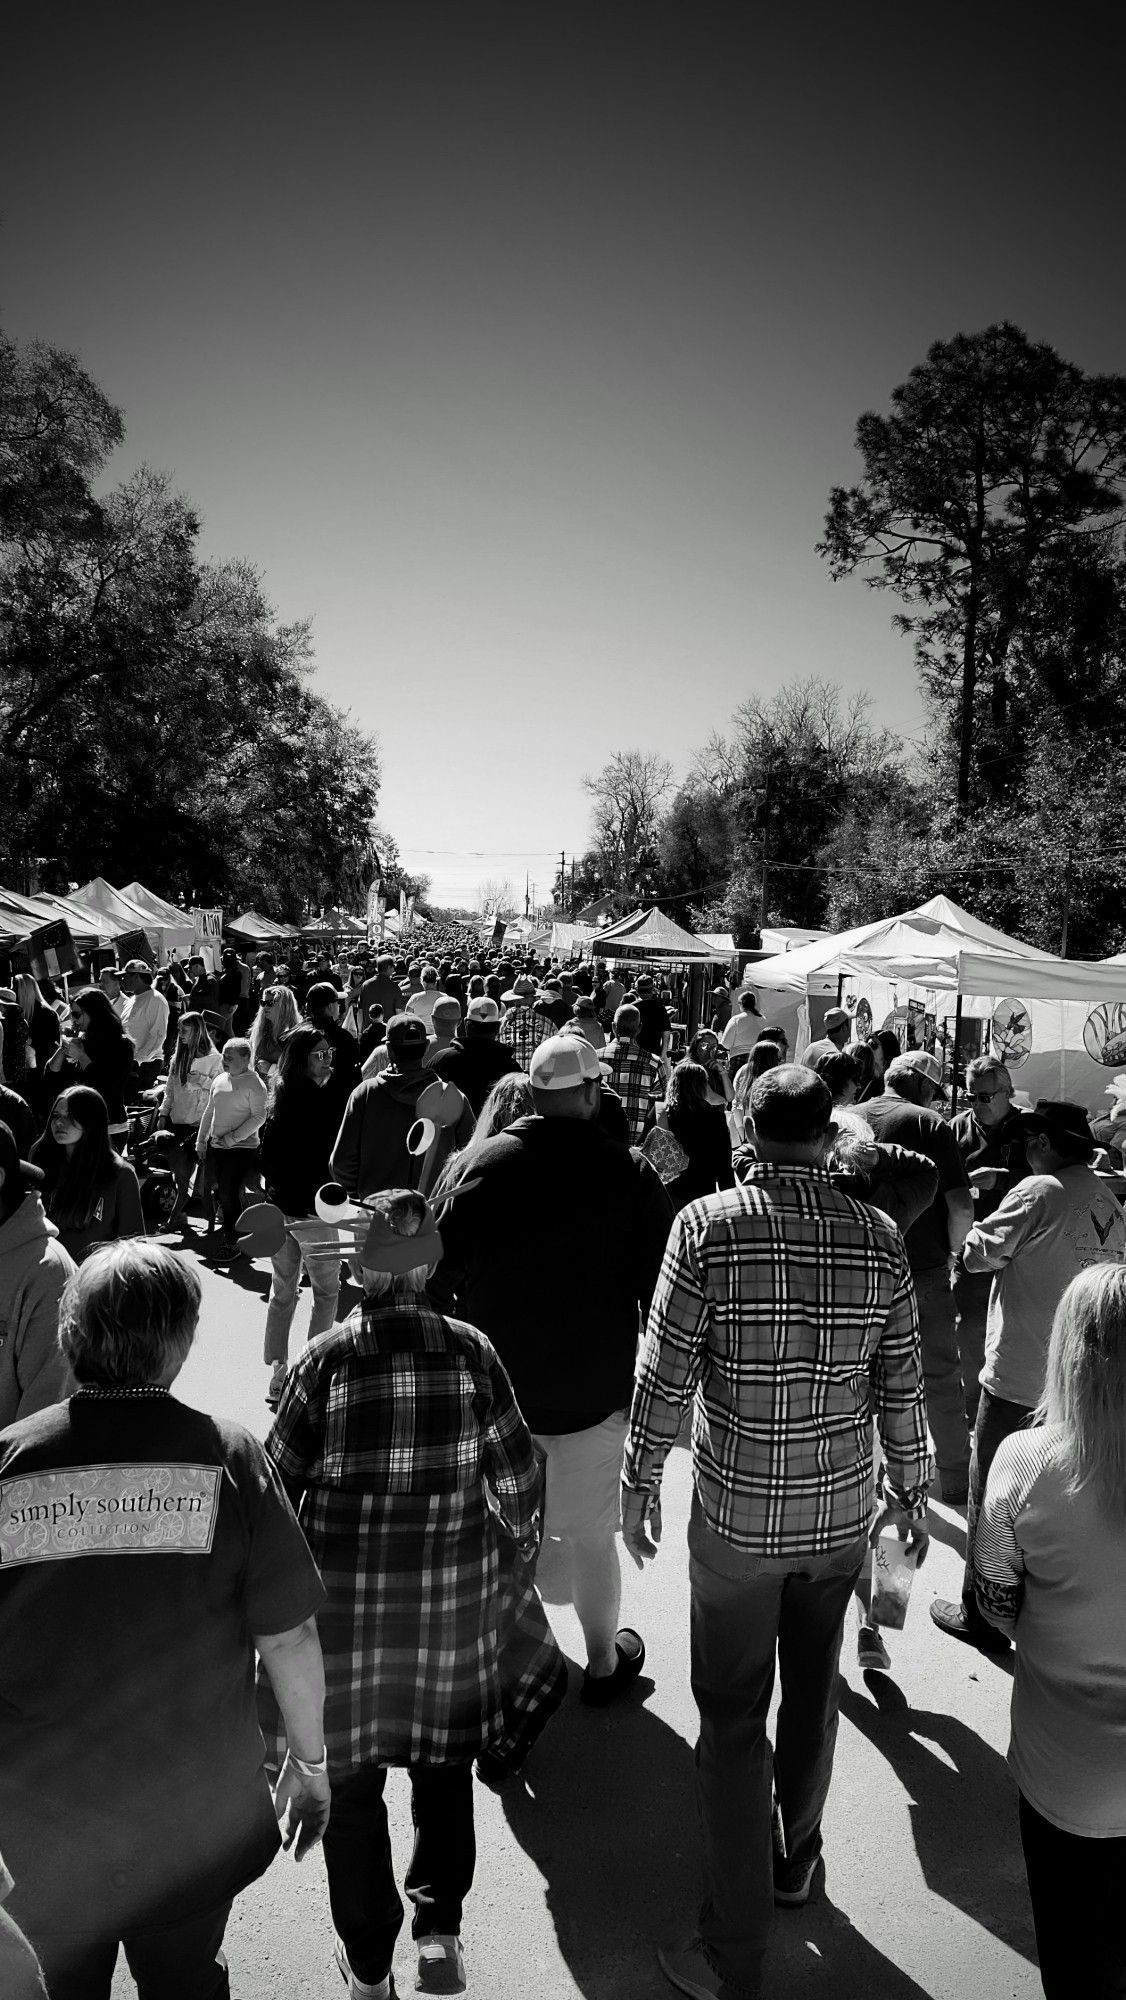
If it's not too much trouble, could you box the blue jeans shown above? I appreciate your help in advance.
[961,1387,1034,1631]
[263,1220,342,1365]
[913,1264,970,1486]
[689,1501,866,2000]
[322,1763,475,1985]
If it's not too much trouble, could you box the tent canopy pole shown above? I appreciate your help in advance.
[951,994,963,1114]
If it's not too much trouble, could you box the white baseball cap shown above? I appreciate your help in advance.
[467,996,501,1024]
[529,1035,603,1091]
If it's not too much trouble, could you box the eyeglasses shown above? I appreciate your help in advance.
[970,1089,1005,1104]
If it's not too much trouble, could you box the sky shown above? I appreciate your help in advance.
[3,6,1125,909]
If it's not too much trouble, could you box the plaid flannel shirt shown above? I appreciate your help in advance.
[267,1302,540,1551]
[623,1162,929,1556]
[499,1005,556,1069]
[263,1301,547,1769]
[600,1038,664,1143]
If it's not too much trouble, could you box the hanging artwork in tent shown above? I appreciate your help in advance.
[991,1000,1033,1069]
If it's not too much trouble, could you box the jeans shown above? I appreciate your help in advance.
[205,1145,259,1238]
[688,1502,866,2000]
[913,1265,970,1485]
[30,1900,230,2000]
[960,1388,1034,1631]
[322,1763,475,1985]
[953,1268,989,1425]
[1019,1792,1126,1997]
[263,1220,342,1365]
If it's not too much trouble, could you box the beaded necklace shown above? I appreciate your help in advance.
[74,1385,171,1400]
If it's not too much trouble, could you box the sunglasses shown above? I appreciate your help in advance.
[970,1088,1005,1103]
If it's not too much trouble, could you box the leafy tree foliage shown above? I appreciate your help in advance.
[819,323,1126,810]
[0,326,383,922]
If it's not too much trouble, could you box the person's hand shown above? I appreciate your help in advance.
[273,1754,331,1860]
[969,1167,1000,1189]
[869,1502,930,1570]
[621,1486,662,1570]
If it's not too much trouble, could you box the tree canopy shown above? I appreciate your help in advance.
[0,325,384,921]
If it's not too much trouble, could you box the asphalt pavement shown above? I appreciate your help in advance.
[108,1223,1041,2000]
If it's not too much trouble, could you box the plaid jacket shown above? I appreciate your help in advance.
[262,1300,554,1769]
[600,1038,664,1143]
[499,1005,556,1069]
[623,1162,929,1556]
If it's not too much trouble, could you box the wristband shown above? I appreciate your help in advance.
[287,1748,328,1777]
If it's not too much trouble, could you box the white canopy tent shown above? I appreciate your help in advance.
[745,896,1126,1113]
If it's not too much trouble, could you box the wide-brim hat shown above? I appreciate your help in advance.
[1017,1099,1096,1159]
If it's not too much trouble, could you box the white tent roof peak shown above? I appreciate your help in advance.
[745,895,1057,997]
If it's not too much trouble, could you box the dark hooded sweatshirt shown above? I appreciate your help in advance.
[430,1115,674,1431]
[330,1063,474,1198]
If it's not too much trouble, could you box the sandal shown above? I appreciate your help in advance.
[579,1628,646,1707]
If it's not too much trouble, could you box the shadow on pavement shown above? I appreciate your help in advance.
[502,1685,947,2000]
[924,1509,967,1559]
[838,1674,1035,1963]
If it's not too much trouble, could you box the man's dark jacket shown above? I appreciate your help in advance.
[430,1115,673,1430]
[331,1064,473,1197]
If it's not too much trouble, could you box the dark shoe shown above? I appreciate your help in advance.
[771,1798,820,1905]
[929,1597,1011,1653]
[774,1854,819,1906]
[857,1623,892,1673]
[657,1938,721,1999]
[579,1628,645,1707]
[474,1750,515,1792]
[416,1934,465,1994]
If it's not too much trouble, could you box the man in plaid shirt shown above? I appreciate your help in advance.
[622,1065,929,2000]
[600,1004,665,1144]
[499,981,557,1069]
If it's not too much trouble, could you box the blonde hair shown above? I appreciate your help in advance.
[249,985,300,1071]
[60,1241,201,1386]
[1040,1263,1126,1519]
[15,972,46,1022]
[432,1073,535,1200]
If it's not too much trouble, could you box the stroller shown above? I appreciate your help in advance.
[125,1093,182,1231]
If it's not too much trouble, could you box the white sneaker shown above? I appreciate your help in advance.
[334,1934,392,1999]
[416,1933,465,1993]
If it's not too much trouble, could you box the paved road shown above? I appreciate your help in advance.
[108,1225,1041,2000]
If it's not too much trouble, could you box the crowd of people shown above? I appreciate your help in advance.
[0,935,1124,2000]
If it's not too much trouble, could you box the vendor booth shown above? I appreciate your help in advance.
[592,907,732,1040]
[744,895,1126,1114]
[225,911,299,948]
[118,882,198,955]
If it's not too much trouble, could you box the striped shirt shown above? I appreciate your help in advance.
[623,1162,929,1556]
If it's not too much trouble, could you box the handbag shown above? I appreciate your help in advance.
[641,1122,689,1184]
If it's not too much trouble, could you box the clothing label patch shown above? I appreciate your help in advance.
[0,1464,221,1566]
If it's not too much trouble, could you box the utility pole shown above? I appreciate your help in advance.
[560,850,566,915]
[571,858,576,914]
[758,769,772,938]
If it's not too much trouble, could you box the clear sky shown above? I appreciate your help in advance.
[3,5,1124,907]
